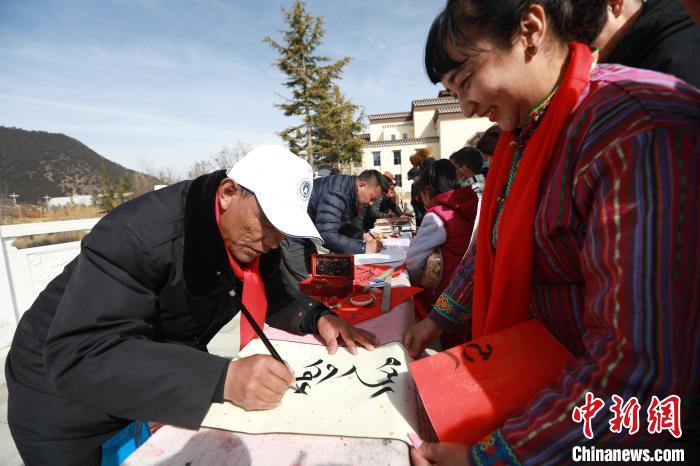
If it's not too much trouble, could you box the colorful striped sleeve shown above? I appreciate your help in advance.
[469,125,700,465]
[429,233,477,328]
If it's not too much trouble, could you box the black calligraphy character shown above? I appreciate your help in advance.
[296,359,323,382]
[340,365,357,377]
[370,387,394,398]
[294,382,310,395]
[377,357,401,369]
[357,368,398,387]
[338,361,401,398]
[294,359,325,395]
[462,343,493,363]
[351,360,401,398]
[317,364,339,384]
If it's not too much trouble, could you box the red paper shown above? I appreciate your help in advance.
[409,320,574,444]
[328,285,422,325]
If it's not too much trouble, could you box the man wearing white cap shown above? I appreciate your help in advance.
[6,145,377,466]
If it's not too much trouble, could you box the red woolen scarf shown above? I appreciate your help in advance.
[472,42,593,339]
[214,197,268,350]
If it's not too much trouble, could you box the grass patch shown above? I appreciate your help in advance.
[12,230,89,249]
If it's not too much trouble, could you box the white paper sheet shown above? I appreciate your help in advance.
[201,340,419,443]
[354,245,407,265]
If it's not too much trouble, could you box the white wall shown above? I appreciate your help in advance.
[0,218,100,349]
[362,141,440,203]
[437,116,493,159]
[412,108,439,139]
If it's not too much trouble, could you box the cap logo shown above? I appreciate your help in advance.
[298,178,311,201]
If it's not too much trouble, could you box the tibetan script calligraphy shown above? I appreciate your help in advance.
[294,356,402,398]
[202,340,420,443]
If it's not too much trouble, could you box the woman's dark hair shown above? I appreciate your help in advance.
[425,0,608,83]
[416,159,459,196]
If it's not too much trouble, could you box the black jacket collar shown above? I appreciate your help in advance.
[608,0,693,68]
[183,170,234,298]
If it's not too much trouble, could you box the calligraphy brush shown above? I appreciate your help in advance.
[216,271,301,392]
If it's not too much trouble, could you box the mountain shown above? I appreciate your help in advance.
[0,126,161,203]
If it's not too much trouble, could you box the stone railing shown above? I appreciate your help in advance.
[0,218,100,349]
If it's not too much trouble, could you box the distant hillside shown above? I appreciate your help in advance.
[0,126,161,203]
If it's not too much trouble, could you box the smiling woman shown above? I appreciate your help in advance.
[424,0,606,131]
[405,1,700,465]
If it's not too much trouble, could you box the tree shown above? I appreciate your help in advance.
[95,166,118,212]
[117,174,133,202]
[313,85,365,168]
[185,140,250,179]
[263,0,362,169]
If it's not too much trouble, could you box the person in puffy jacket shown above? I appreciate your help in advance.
[280,170,386,286]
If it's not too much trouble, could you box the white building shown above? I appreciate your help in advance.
[47,194,93,208]
[359,91,493,202]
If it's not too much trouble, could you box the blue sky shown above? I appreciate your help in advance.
[0,0,445,176]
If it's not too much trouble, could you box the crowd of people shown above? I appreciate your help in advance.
[5,1,698,465]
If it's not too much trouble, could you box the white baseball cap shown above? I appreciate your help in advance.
[227,145,322,245]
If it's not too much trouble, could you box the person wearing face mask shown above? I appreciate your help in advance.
[449,146,485,250]
[404,1,699,465]
[5,145,377,466]
[279,169,387,287]
[449,146,485,195]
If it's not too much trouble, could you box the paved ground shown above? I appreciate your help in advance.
[0,317,241,466]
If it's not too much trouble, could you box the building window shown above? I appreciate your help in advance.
[395,174,402,187]
[372,151,381,166]
[402,133,408,139]
[393,150,401,165]
[390,134,396,140]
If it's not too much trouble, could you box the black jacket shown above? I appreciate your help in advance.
[306,174,363,254]
[607,0,700,88]
[5,170,327,465]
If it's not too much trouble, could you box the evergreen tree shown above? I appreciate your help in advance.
[117,174,133,202]
[263,0,362,169]
[314,85,364,168]
[95,166,118,212]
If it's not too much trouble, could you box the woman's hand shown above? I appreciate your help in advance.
[403,318,443,357]
[317,314,378,355]
[410,441,471,466]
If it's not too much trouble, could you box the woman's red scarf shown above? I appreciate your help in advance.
[214,197,268,350]
[472,42,593,339]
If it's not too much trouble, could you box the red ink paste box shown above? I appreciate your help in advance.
[299,254,354,298]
